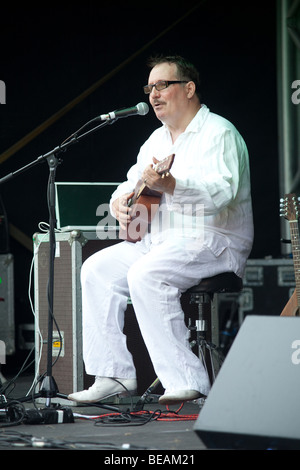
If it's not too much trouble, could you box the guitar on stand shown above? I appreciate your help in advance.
[119,153,175,242]
[280,193,300,316]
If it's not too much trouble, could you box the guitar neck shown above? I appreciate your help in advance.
[289,220,300,306]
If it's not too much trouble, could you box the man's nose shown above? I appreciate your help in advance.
[150,86,160,97]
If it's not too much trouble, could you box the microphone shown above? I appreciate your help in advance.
[99,102,149,121]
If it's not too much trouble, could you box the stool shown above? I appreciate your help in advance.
[135,272,243,409]
[186,272,243,384]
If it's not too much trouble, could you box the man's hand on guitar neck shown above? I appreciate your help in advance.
[141,157,176,195]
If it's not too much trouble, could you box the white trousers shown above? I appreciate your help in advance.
[81,236,232,396]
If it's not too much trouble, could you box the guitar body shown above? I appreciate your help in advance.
[129,181,163,214]
[119,183,162,242]
[119,154,175,243]
[281,289,300,316]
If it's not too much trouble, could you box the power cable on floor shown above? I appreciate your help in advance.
[75,404,199,427]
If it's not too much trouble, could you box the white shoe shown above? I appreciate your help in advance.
[68,377,137,403]
[158,389,205,405]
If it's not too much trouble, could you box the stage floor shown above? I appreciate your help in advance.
[0,373,207,452]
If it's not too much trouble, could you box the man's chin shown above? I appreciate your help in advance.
[154,109,166,122]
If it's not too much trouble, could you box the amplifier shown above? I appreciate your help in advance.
[217,258,296,355]
[0,254,15,358]
[33,230,158,404]
[239,258,295,321]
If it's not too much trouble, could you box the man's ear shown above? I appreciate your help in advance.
[186,81,196,99]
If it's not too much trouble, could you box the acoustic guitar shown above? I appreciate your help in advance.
[119,153,175,243]
[280,193,300,316]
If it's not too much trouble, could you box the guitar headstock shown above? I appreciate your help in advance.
[153,153,175,178]
[280,193,300,221]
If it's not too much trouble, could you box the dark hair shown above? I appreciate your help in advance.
[147,54,201,99]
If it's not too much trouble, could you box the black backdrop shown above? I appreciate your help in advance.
[0,1,279,352]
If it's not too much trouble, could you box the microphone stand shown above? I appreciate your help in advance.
[0,118,121,415]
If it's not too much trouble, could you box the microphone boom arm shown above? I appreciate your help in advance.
[0,119,112,185]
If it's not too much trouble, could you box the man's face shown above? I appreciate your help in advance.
[147,62,189,125]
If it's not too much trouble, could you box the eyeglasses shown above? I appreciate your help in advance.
[143,80,188,95]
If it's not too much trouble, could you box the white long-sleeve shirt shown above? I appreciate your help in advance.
[110,105,254,277]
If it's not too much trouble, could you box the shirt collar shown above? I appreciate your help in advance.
[162,104,210,136]
[185,104,209,133]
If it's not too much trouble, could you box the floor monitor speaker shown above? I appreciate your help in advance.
[194,315,300,449]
